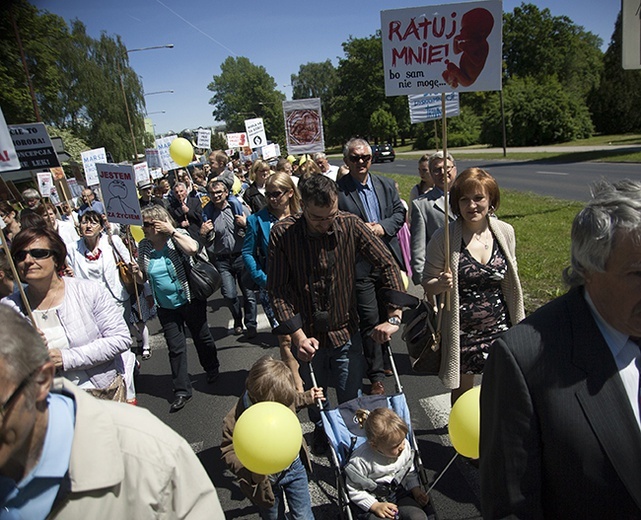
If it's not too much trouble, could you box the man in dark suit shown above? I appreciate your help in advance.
[167,182,203,244]
[337,137,406,394]
[480,179,641,519]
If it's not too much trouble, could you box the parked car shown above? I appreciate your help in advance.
[372,143,395,163]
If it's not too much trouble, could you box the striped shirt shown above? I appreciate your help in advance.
[267,211,403,349]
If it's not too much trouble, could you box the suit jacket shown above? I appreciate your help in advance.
[480,286,641,519]
[410,189,456,285]
[168,196,203,244]
[337,172,406,279]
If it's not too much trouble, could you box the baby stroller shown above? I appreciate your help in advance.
[314,346,438,520]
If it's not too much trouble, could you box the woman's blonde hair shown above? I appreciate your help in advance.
[355,407,408,447]
[246,355,297,407]
[250,159,271,182]
[266,172,301,214]
[141,204,177,228]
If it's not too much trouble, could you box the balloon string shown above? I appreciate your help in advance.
[427,452,458,494]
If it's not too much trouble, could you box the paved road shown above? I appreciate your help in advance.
[135,285,482,520]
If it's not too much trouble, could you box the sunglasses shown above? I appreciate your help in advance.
[266,190,284,199]
[349,154,371,163]
[13,248,55,262]
[142,221,154,228]
[210,190,226,196]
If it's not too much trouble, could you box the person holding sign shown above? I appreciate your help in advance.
[422,168,524,404]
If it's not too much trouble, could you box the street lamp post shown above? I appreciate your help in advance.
[119,44,174,160]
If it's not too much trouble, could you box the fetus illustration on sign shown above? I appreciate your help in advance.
[106,179,137,216]
[442,7,494,88]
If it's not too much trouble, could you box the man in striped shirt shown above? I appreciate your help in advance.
[267,174,408,453]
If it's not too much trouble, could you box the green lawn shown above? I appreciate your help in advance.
[382,171,581,314]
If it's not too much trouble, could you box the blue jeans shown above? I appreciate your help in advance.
[214,255,257,328]
[260,456,313,520]
[301,333,365,426]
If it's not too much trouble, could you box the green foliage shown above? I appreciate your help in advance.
[413,107,481,149]
[211,132,227,151]
[46,126,89,163]
[369,109,398,143]
[481,76,593,146]
[589,13,641,134]
[208,57,285,148]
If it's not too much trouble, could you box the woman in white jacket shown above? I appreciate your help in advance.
[2,227,130,395]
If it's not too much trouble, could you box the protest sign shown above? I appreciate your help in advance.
[96,163,142,225]
[197,128,212,149]
[8,123,61,171]
[244,118,267,149]
[381,0,502,96]
[622,0,641,69]
[81,147,107,186]
[150,167,164,180]
[408,92,460,123]
[283,98,325,155]
[67,178,83,198]
[226,132,248,149]
[155,135,180,170]
[37,172,54,197]
[261,143,279,161]
[0,108,20,173]
[133,162,150,185]
[145,148,162,169]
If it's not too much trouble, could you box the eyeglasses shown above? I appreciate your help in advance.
[266,190,284,199]
[349,154,372,163]
[210,190,226,196]
[432,166,454,175]
[0,368,38,426]
[80,220,101,227]
[13,248,55,263]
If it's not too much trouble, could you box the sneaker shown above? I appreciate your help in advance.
[312,426,328,455]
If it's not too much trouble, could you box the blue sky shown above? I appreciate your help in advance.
[31,0,618,135]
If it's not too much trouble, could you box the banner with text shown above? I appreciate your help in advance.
[155,135,180,171]
[96,163,142,225]
[8,123,61,171]
[133,162,150,185]
[244,118,267,149]
[226,132,248,149]
[0,108,20,172]
[81,147,107,186]
[145,148,162,169]
[622,0,641,69]
[408,92,460,123]
[381,0,502,96]
[37,172,54,197]
[196,128,212,149]
[283,98,325,155]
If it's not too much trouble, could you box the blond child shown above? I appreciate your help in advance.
[221,356,323,520]
[345,408,430,520]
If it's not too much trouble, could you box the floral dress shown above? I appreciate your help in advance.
[458,239,511,374]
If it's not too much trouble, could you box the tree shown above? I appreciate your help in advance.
[503,3,603,98]
[208,57,285,147]
[481,76,593,146]
[370,108,398,143]
[589,12,641,134]
[291,60,338,143]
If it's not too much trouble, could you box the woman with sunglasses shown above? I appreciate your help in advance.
[134,205,220,413]
[2,227,131,398]
[0,202,21,247]
[242,173,304,391]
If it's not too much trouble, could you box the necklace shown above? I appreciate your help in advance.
[31,285,60,321]
[473,230,491,250]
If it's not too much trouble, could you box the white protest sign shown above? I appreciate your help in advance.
[133,162,150,185]
[145,148,162,169]
[244,118,267,149]
[155,135,179,170]
[150,168,164,180]
[81,147,107,186]
[283,98,325,155]
[96,163,142,225]
[408,92,460,123]
[381,1,502,96]
[196,128,212,149]
[261,143,279,160]
[67,178,83,198]
[622,0,641,69]
[226,132,248,149]
[36,172,54,197]
[0,107,20,172]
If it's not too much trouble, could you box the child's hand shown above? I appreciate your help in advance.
[308,386,325,401]
[411,486,430,506]
[370,501,398,518]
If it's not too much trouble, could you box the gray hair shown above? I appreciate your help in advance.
[563,179,641,287]
[141,204,176,228]
[173,182,187,191]
[312,152,327,161]
[21,188,41,200]
[343,138,371,159]
[0,306,49,383]
[427,151,455,172]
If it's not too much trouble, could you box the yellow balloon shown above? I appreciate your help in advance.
[448,386,480,459]
[169,137,194,167]
[231,176,242,195]
[130,225,144,243]
[233,401,302,475]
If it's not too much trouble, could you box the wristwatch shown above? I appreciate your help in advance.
[387,316,402,326]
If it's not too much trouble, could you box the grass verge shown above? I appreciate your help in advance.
[384,171,582,314]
